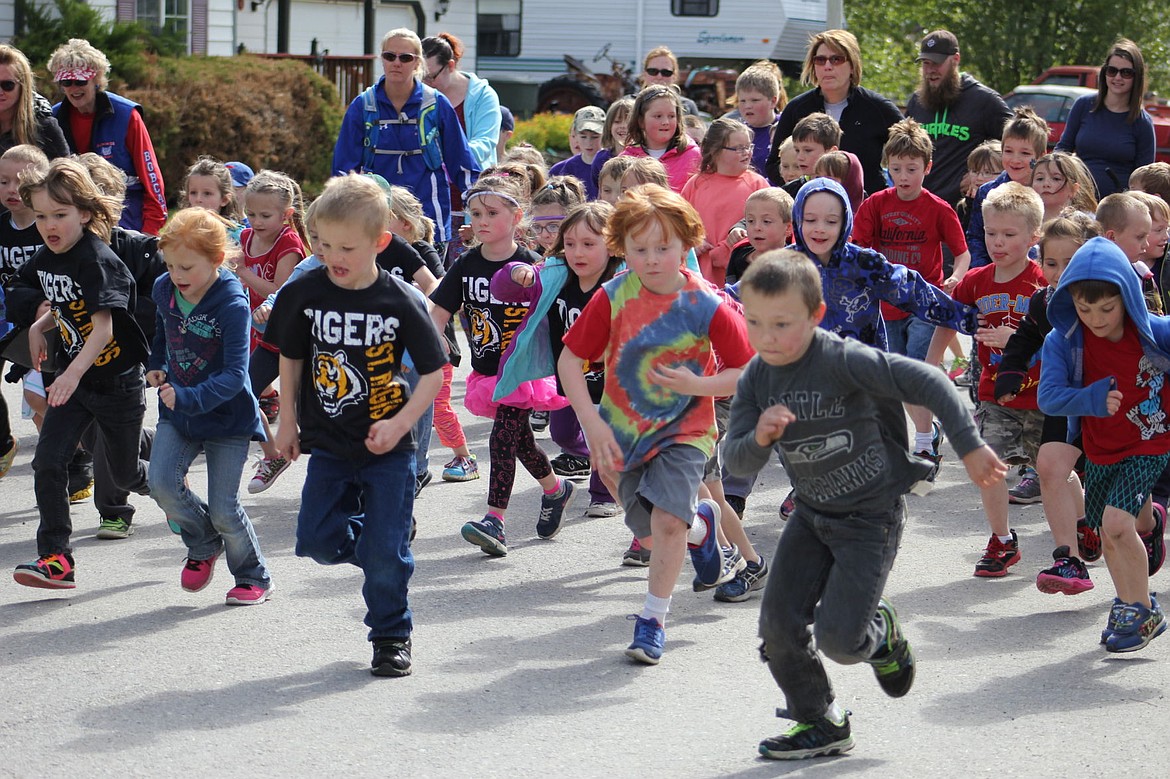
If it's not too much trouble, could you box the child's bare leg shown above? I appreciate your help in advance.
[703,477,760,564]
[24,391,47,432]
[258,415,279,459]
[1037,442,1084,551]
[698,481,733,548]
[946,333,965,360]
[1135,498,1155,535]
[979,478,1011,537]
[1101,504,1151,606]
[906,404,934,445]
[647,506,688,599]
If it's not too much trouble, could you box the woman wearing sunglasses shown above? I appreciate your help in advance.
[47,38,167,235]
[640,46,701,118]
[0,45,68,160]
[332,28,480,254]
[1056,38,1156,198]
[765,29,901,196]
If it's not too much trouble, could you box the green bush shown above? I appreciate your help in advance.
[510,113,573,159]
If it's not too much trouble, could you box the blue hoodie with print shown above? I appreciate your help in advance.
[1039,236,1170,441]
[789,177,979,350]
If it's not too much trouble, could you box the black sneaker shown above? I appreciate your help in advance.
[371,637,413,677]
[537,479,577,539]
[1140,502,1166,577]
[714,556,769,602]
[868,598,915,698]
[530,409,549,433]
[461,515,507,556]
[759,712,853,760]
[414,470,433,498]
[550,453,591,478]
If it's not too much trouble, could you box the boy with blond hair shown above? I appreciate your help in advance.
[734,61,785,176]
[926,182,1047,576]
[268,174,446,677]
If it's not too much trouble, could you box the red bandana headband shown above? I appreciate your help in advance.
[54,67,98,82]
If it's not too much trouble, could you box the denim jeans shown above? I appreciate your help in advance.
[884,316,935,361]
[31,370,149,556]
[148,421,270,588]
[758,499,905,721]
[402,358,433,476]
[295,448,416,642]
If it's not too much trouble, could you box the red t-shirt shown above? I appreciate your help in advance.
[1082,318,1170,464]
[852,187,968,322]
[242,225,306,353]
[951,260,1045,408]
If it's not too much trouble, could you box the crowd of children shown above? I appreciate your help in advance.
[5,34,1170,763]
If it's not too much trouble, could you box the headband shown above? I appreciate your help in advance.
[466,190,520,208]
[54,67,98,82]
[531,215,564,222]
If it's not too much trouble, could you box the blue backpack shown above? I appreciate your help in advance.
[361,83,443,173]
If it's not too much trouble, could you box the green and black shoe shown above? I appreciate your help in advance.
[868,597,915,698]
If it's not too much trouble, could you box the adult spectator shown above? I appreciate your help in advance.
[332,28,479,250]
[641,46,701,117]
[905,30,1012,208]
[1056,38,1155,198]
[47,38,167,235]
[765,30,901,195]
[0,45,68,159]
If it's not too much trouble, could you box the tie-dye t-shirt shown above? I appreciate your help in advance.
[563,268,753,469]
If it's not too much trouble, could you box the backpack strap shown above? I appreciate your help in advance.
[361,83,443,173]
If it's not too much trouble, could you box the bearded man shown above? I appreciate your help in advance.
[905,30,1012,207]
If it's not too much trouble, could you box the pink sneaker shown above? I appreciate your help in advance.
[226,584,273,606]
[181,553,219,592]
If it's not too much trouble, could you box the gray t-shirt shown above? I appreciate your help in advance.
[724,329,984,515]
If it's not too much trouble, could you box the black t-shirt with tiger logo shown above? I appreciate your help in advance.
[267,266,447,461]
[15,231,147,382]
[429,244,541,376]
[0,213,43,288]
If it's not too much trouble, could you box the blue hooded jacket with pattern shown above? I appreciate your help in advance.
[789,177,979,350]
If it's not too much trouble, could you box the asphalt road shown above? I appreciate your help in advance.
[1,349,1168,777]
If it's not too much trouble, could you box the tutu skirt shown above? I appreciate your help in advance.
[464,371,570,419]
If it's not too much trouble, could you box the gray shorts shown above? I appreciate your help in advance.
[619,443,707,539]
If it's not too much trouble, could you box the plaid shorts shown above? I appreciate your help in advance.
[1083,454,1170,529]
[975,402,1043,466]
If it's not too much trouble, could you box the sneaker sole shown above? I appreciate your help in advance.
[226,585,273,606]
[371,662,413,677]
[586,504,623,518]
[1036,573,1094,595]
[95,526,135,540]
[973,552,1021,577]
[461,524,507,556]
[620,554,651,567]
[1008,493,1043,505]
[624,646,661,665]
[247,464,291,495]
[759,736,854,760]
[441,471,480,482]
[13,571,76,589]
[552,468,591,478]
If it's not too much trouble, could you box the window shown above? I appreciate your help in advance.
[137,0,190,40]
[672,0,718,16]
[478,0,521,57]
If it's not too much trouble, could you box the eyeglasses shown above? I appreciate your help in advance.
[381,51,418,64]
[423,68,444,83]
[57,79,89,88]
[645,67,674,78]
[1104,65,1136,80]
[531,221,564,235]
[722,145,752,154]
[812,54,848,68]
[0,80,17,92]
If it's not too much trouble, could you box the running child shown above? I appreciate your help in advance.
[725,187,793,286]
[528,176,586,256]
[781,113,840,200]
[724,249,1004,759]
[619,85,700,192]
[734,61,785,176]
[11,158,150,588]
[429,173,577,556]
[590,96,635,195]
[558,184,755,663]
[268,174,446,676]
[146,208,272,605]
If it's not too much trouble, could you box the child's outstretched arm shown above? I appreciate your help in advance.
[558,347,622,472]
[648,364,742,397]
[275,355,304,461]
[877,259,979,335]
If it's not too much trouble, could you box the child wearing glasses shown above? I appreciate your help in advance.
[681,117,770,286]
[527,177,586,256]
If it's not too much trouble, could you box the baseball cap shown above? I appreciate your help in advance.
[499,105,515,133]
[917,30,959,64]
[224,161,254,188]
[571,106,606,135]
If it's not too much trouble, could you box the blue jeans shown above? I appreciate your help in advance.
[148,421,270,588]
[295,449,416,641]
[884,316,935,361]
[403,358,432,476]
[758,499,905,721]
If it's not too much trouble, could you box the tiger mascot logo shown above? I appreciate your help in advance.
[55,313,86,358]
[313,349,367,415]
[466,305,501,359]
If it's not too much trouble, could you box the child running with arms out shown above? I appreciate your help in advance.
[268,174,446,676]
[1039,236,1170,652]
[146,208,272,605]
[558,184,755,663]
[724,250,1005,759]
[429,173,576,556]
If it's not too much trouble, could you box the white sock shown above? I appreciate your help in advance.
[914,431,934,452]
[687,514,709,546]
[825,700,846,725]
[998,533,1015,545]
[641,593,671,626]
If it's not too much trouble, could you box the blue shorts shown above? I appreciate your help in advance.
[885,317,935,362]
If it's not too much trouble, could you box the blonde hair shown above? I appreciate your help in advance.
[736,60,786,107]
[159,207,235,267]
[746,187,794,223]
[245,169,311,249]
[1039,210,1101,256]
[18,157,122,243]
[46,38,111,90]
[813,151,850,181]
[801,30,862,88]
[0,46,43,148]
[1131,162,1170,201]
[1096,192,1149,233]
[883,117,933,166]
[0,143,49,171]
[598,155,637,187]
[605,184,705,256]
[180,156,242,220]
[386,184,435,244]
[380,28,425,79]
[74,152,127,216]
[982,181,1044,235]
[601,96,635,155]
[967,140,1003,174]
[486,157,547,197]
[1128,189,1170,224]
[621,157,670,188]
[313,174,391,241]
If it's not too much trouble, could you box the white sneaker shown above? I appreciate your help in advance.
[586,501,623,518]
[248,457,291,494]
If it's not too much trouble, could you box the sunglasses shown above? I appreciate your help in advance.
[0,80,17,92]
[813,54,848,68]
[645,67,674,78]
[381,51,418,64]
[1104,65,1136,80]
[58,79,90,88]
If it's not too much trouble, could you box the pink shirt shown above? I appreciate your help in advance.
[620,139,702,193]
[681,169,770,286]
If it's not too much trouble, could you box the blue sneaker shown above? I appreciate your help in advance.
[688,499,723,587]
[1105,595,1167,653]
[1101,598,1124,644]
[461,515,507,556]
[624,614,664,664]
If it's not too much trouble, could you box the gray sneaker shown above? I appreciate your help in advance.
[1008,469,1042,504]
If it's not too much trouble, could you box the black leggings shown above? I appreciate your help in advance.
[488,404,552,510]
